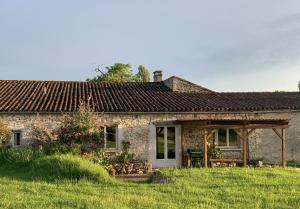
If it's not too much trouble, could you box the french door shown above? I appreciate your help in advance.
[149,125,181,167]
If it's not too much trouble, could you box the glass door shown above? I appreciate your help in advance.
[154,126,179,167]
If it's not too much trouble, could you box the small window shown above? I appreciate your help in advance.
[101,126,117,149]
[13,131,21,146]
[216,128,240,148]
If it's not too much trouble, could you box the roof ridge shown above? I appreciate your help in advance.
[0,80,160,85]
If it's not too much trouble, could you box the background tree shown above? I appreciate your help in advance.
[88,63,136,82]
[136,65,150,82]
[88,63,151,83]
[0,120,10,147]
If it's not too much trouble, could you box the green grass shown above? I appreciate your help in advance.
[0,157,299,209]
[30,154,110,182]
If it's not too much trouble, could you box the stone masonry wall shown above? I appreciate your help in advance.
[163,76,212,93]
[0,111,299,165]
[249,112,300,164]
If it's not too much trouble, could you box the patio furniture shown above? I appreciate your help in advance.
[187,149,204,167]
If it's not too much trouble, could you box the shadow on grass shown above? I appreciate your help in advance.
[0,163,34,181]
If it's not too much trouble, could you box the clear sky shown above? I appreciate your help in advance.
[1,0,300,92]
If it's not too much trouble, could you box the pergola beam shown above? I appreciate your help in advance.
[193,124,289,129]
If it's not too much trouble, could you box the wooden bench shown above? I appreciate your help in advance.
[210,159,243,167]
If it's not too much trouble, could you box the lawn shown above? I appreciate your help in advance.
[0,162,299,209]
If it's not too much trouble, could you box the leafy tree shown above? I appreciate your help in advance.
[88,63,151,83]
[88,63,136,82]
[136,65,150,82]
[0,120,10,146]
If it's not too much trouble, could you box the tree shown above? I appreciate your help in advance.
[136,65,150,82]
[88,63,137,83]
[88,63,151,83]
[0,120,10,146]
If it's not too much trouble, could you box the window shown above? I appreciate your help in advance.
[101,126,117,149]
[167,127,176,159]
[156,127,164,159]
[156,126,176,160]
[216,128,239,148]
[13,131,21,146]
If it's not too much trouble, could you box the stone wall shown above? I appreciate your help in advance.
[0,111,299,165]
[163,76,212,93]
[249,112,300,164]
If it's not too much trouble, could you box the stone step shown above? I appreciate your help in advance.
[116,174,151,182]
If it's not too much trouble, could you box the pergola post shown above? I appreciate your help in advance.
[281,128,286,168]
[204,129,208,168]
[242,128,247,167]
[272,128,287,168]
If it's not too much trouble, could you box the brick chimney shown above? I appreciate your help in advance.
[153,71,163,82]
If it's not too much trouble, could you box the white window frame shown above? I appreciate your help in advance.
[12,130,22,147]
[103,126,118,150]
[215,128,240,150]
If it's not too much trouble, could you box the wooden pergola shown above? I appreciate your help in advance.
[176,118,290,168]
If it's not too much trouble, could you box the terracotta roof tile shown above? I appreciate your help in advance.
[0,80,299,113]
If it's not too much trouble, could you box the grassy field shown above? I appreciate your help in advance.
[0,157,299,209]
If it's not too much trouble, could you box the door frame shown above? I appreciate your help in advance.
[149,124,182,168]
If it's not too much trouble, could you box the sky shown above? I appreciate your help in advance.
[1,0,300,92]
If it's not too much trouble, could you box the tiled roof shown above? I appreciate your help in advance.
[0,80,299,113]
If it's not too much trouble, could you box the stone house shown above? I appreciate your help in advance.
[0,71,299,167]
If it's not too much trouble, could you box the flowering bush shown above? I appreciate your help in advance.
[31,103,104,153]
[0,120,10,147]
[31,126,58,147]
[57,103,103,145]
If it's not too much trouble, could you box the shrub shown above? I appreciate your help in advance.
[42,143,81,155]
[31,126,58,147]
[0,147,45,166]
[208,147,222,159]
[31,103,103,153]
[106,140,136,175]
[84,149,110,166]
[57,103,103,145]
[31,154,110,182]
[0,120,10,147]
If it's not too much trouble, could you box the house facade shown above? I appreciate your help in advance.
[0,71,299,167]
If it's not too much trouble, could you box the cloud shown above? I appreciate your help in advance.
[200,14,300,75]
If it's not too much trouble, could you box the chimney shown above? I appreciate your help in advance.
[298,81,300,91]
[153,71,163,82]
